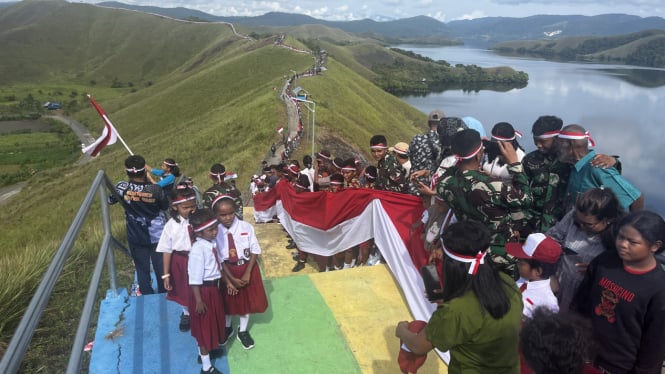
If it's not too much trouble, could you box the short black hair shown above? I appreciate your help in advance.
[125,155,146,177]
[522,259,558,279]
[521,307,591,374]
[370,135,387,147]
[532,115,563,136]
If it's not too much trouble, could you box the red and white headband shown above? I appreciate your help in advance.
[163,160,178,167]
[534,130,560,139]
[370,143,388,150]
[443,244,487,275]
[558,130,596,147]
[295,181,308,189]
[364,171,376,180]
[193,218,218,232]
[172,195,196,205]
[125,167,145,173]
[317,152,331,160]
[491,130,522,142]
[211,194,234,208]
[330,180,344,185]
[455,143,483,160]
[341,166,355,172]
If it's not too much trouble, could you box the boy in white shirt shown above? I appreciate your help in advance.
[506,233,562,317]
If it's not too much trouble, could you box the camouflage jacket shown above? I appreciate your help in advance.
[436,163,533,255]
[376,153,407,193]
[203,182,244,219]
[409,130,441,175]
[523,150,570,232]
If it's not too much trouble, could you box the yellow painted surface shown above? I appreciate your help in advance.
[311,266,448,374]
[250,207,447,373]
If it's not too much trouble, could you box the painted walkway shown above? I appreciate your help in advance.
[89,209,448,373]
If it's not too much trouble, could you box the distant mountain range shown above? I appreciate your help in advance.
[98,2,665,45]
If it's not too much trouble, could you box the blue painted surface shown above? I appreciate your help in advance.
[89,288,230,374]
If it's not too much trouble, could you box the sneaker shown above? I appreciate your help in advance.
[286,242,297,249]
[197,347,225,363]
[292,261,306,272]
[221,326,234,345]
[237,330,255,350]
[200,366,223,374]
[179,313,190,332]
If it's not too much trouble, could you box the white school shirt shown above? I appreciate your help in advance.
[156,217,192,253]
[187,238,221,285]
[520,279,559,318]
[215,219,261,262]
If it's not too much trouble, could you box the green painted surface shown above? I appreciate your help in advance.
[226,275,361,374]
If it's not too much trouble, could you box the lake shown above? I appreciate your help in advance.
[397,45,665,214]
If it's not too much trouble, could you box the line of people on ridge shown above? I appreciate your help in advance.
[388,111,663,374]
[110,156,269,374]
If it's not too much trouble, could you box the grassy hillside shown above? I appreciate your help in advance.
[0,0,239,86]
[0,2,428,368]
[492,29,665,67]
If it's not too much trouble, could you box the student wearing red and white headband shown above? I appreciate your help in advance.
[213,195,267,351]
[483,122,526,181]
[556,124,643,212]
[145,157,181,195]
[396,221,522,373]
[156,187,198,332]
[187,208,226,374]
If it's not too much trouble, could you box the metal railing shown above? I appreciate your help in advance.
[0,170,129,374]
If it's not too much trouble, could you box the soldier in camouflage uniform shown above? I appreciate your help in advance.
[523,116,620,232]
[436,129,532,279]
[203,163,243,220]
[522,116,570,232]
[370,135,407,193]
[409,110,444,185]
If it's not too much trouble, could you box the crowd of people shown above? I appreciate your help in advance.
[108,103,665,373]
[388,111,664,374]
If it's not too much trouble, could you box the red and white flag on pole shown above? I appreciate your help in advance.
[277,126,284,134]
[82,95,119,157]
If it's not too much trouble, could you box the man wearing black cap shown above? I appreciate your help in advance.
[436,129,532,279]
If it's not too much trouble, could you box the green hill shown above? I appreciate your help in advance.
[0,3,427,367]
[492,29,665,67]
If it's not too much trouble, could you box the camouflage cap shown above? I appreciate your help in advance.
[438,117,468,147]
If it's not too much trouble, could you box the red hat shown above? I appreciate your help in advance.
[505,233,561,264]
[398,320,428,373]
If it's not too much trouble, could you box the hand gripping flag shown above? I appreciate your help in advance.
[82,95,120,157]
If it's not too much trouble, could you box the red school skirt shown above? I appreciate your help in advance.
[189,281,226,352]
[224,262,268,315]
[166,251,191,307]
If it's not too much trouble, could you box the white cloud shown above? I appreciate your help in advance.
[456,10,487,20]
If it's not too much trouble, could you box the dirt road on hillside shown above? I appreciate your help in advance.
[0,115,93,206]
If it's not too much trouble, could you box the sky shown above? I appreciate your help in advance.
[73,0,665,22]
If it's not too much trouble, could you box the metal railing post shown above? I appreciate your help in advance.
[100,185,118,295]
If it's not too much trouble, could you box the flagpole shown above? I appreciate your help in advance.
[86,94,134,155]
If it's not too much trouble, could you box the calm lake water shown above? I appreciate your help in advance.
[397,45,665,214]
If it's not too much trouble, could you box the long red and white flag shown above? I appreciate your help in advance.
[253,181,450,363]
[82,95,119,157]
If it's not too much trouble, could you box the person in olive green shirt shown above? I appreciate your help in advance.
[396,221,523,374]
